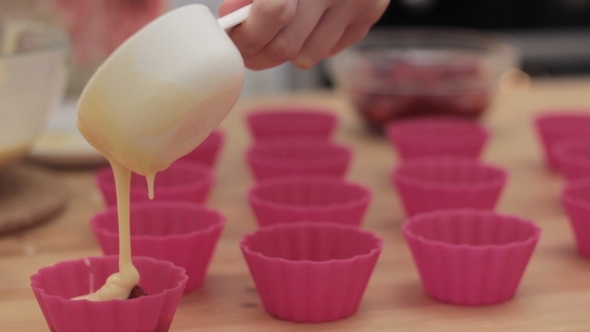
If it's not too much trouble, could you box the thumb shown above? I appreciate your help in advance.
[218,0,253,16]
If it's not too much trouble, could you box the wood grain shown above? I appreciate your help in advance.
[1,77,590,331]
[0,164,66,235]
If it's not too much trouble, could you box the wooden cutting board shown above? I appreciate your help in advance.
[0,164,67,234]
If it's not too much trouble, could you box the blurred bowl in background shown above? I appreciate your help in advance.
[329,28,519,131]
[0,20,69,170]
[52,0,166,94]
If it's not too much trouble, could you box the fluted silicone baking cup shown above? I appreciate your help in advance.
[91,201,225,292]
[385,117,489,160]
[248,176,372,227]
[403,209,541,305]
[177,129,225,167]
[31,256,187,332]
[560,179,590,257]
[246,138,353,181]
[392,157,507,216]
[240,222,382,322]
[534,111,590,170]
[96,161,214,206]
[553,139,590,181]
[246,107,338,142]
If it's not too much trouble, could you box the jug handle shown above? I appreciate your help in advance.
[217,4,252,30]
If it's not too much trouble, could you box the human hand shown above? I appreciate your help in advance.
[219,0,389,70]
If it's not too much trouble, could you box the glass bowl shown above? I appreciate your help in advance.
[0,20,69,170]
[329,28,519,131]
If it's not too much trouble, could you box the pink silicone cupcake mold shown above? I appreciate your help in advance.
[560,179,590,257]
[177,129,225,167]
[31,256,187,332]
[385,117,489,160]
[246,107,338,142]
[534,111,590,170]
[403,209,541,305]
[553,139,590,181]
[240,222,382,322]
[90,201,225,292]
[96,161,215,206]
[248,176,372,227]
[392,157,507,216]
[246,138,353,181]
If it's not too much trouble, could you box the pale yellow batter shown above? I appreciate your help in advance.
[0,144,29,171]
[75,38,238,301]
[75,4,244,300]
[73,159,138,301]
[1,20,24,85]
[0,62,8,85]
[75,49,202,300]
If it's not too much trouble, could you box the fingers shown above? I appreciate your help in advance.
[327,24,371,57]
[219,0,390,70]
[218,0,253,16]
[291,8,347,69]
[328,0,390,57]
[294,0,390,69]
[243,0,329,70]
[226,0,298,60]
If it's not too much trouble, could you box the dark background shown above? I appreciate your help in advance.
[376,0,590,29]
[373,0,590,76]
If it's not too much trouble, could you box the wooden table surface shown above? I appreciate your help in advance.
[1,77,590,331]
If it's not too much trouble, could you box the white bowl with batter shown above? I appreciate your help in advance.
[0,20,69,170]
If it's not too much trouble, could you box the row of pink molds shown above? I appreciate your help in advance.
[30,108,552,331]
[31,207,543,329]
[534,111,590,177]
